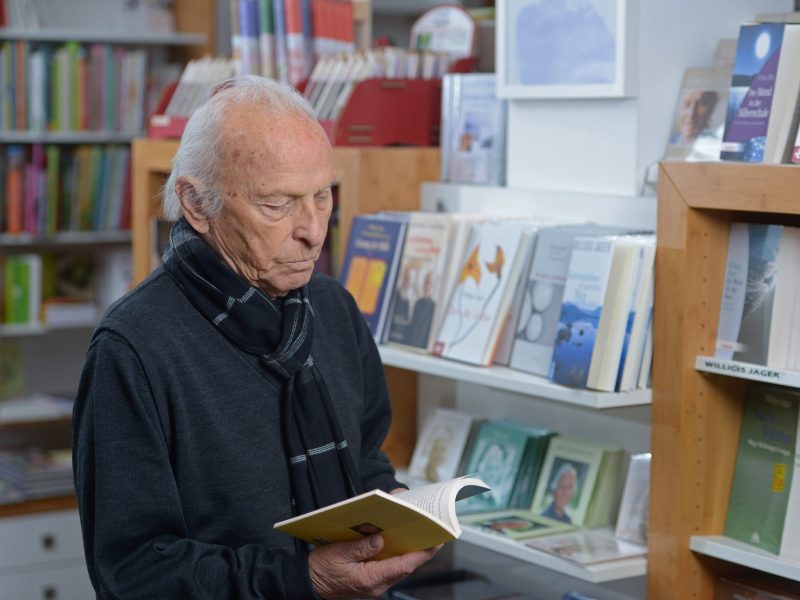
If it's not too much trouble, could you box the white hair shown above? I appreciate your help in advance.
[161,75,319,222]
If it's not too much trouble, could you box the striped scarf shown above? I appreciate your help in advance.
[162,218,362,518]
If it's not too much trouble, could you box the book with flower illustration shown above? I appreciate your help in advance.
[339,214,407,342]
[433,221,534,366]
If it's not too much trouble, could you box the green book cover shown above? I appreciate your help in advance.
[45,145,60,234]
[583,447,625,527]
[456,421,532,514]
[530,436,608,527]
[460,509,574,541]
[724,383,800,554]
[5,257,30,324]
[508,429,555,509]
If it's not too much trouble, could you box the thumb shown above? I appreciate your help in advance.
[347,534,384,561]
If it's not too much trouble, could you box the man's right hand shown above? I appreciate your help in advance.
[308,534,440,599]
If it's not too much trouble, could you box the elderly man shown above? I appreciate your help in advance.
[72,75,437,599]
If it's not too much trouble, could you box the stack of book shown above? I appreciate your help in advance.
[340,211,655,392]
[0,447,74,503]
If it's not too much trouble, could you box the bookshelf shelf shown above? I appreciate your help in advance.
[0,231,131,247]
[378,346,651,409]
[0,131,139,144]
[459,526,646,584]
[0,319,98,337]
[0,28,206,45]
[694,356,800,389]
[689,536,800,583]
[0,496,77,518]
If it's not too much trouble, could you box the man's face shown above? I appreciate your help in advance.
[677,91,716,142]
[553,470,576,511]
[203,105,335,298]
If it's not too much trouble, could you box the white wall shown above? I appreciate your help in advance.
[506,0,792,194]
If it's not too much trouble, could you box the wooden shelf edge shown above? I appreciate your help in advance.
[0,495,77,518]
[690,535,800,583]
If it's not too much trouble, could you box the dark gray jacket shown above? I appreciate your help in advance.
[73,268,400,599]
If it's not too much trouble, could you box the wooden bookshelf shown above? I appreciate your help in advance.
[650,162,800,599]
[0,496,77,518]
[131,138,439,468]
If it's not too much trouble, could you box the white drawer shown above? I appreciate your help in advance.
[0,511,84,570]
[0,560,94,600]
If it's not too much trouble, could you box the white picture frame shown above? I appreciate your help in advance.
[497,0,635,99]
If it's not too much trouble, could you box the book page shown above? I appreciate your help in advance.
[396,477,489,530]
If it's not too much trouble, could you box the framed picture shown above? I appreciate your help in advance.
[497,0,635,99]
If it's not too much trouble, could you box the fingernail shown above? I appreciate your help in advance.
[369,535,381,549]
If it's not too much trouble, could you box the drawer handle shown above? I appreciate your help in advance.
[41,533,57,551]
[43,585,58,600]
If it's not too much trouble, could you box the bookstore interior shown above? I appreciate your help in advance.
[2,0,800,599]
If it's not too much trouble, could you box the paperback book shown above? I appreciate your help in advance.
[274,476,490,560]
[530,436,624,528]
[614,452,651,545]
[460,509,573,541]
[720,23,800,163]
[434,221,532,366]
[339,214,407,342]
[408,408,475,483]
[724,383,800,560]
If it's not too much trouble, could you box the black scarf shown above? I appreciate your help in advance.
[162,218,363,517]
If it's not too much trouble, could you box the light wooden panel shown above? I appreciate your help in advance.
[173,0,216,59]
[649,161,800,599]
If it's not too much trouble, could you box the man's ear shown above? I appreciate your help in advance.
[175,176,211,234]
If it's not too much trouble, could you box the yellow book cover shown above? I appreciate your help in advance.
[274,476,490,560]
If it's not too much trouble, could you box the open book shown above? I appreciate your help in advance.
[273,476,490,560]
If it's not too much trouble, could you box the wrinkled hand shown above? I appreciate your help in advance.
[308,535,441,600]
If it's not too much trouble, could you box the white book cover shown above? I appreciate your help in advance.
[614,452,651,545]
[587,238,644,392]
[715,223,782,365]
[525,529,646,565]
[408,408,474,483]
[549,236,616,389]
[383,213,454,351]
[440,73,507,186]
[767,226,800,369]
[510,227,590,377]
[434,221,530,366]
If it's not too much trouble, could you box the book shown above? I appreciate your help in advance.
[530,436,624,528]
[614,452,651,545]
[408,408,475,483]
[720,23,800,163]
[456,420,546,514]
[548,235,621,389]
[440,73,507,186]
[665,67,730,162]
[724,383,800,560]
[714,223,783,365]
[339,214,407,342]
[524,529,646,565]
[434,221,533,366]
[714,577,800,600]
[460,509,573,541]
[274,476,490,560]
[766,226,800,369]
[383,213,455,351]
[392,577,535,600]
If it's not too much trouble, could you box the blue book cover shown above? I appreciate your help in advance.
[549,237,615,388]
[720,23,785,162]
[338,215,406,342]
